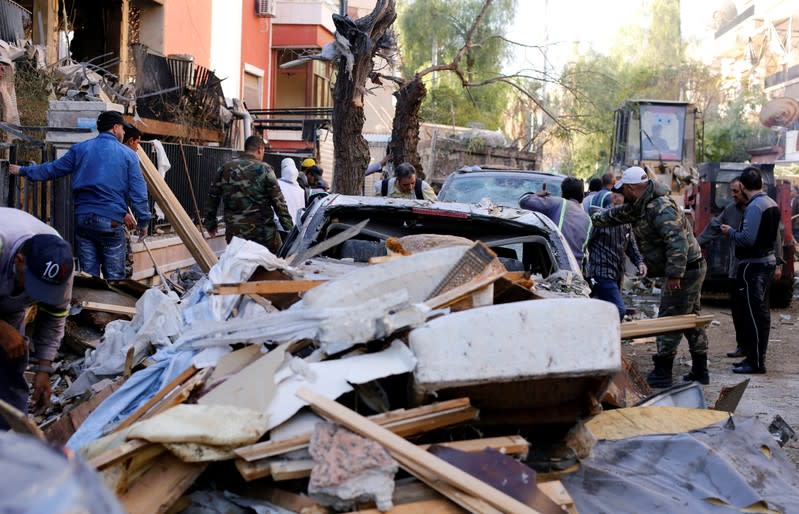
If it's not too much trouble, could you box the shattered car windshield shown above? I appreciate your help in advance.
[439,174,563,207]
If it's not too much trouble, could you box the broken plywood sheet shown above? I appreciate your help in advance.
[586,406,730,440]
[302,246,468,308]
[265,341,417,431]
[198,343,288,411]
[410,298,620,392]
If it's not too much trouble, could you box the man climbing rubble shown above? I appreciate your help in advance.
[592,166,709,387]
[0,208,74,427]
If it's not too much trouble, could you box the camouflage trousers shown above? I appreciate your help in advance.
[656,259,709,357]
[225,224,283,253]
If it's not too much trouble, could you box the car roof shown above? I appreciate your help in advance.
[451,166,566,178]
[311,194,556,231]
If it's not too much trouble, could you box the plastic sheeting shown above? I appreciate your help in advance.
[561,416,799,513]
[64,288,184,399]
[0,432,125,514]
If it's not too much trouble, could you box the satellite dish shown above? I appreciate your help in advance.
[759,97,799,129]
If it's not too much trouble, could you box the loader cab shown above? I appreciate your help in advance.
[610,100,701,193]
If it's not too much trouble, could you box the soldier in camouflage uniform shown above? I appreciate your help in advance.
[592,167,709,387]
[204,136,293,253]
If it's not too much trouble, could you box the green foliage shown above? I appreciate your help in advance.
[397,0,516,130]
[703,85,769,162]
[552,0,736,175]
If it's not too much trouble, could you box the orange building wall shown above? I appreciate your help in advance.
[162,0,213,69]
[241,2,272,108]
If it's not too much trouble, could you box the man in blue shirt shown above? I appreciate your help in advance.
[10,111,150,280]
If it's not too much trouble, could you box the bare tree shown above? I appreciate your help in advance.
[291,0,570,191]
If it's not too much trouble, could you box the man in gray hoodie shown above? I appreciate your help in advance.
[1,208,73,427]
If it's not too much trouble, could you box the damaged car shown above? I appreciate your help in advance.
[277,195,581,277]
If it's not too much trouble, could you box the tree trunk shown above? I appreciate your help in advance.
[331,0,396,195]
[389,76,427,178]
[332,63,370,194]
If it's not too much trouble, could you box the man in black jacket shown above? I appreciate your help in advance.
[721,167,781,374]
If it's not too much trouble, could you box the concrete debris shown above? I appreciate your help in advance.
[308,423,398,512]
[19,213,797,514]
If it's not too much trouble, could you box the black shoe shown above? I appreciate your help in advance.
[732,362,766,374]
[726,348,745,358]
[647,354,674,388]
[683,352,709,385]
[732,359,747,367]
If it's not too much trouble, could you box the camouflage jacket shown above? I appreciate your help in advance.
[203,157,293,246]
[591,181,702,278]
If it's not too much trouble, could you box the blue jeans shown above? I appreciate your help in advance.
[75,213,127,280]
[590,277,626,320]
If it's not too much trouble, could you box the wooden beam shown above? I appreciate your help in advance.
[89,439,152,470]
[136,147,218,273]
[296,388,541,514]
[210,279,327,295]
[111,366,198,435]
[235,398,477,462]
[0,399,46,441]
[241,436,531,482]
[424,268,506,311]
[117,454,207,514]
[79,301,137,317]
[345,499,466,514]
[126,116,221,142]
[620,314,715,339]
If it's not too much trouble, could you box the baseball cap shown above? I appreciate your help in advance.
[96,111,132,132]
[613,166,649,190]
[301,158,316,169]
[22,234,74,306]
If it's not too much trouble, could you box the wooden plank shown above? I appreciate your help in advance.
[146,367,213,418]
[296,388,541,514]
[536,481,576,513]
[419,435,529,458]
[424,268,506,311]
[239,486,328,513]
[210,279,327,295]
[254,436,530,483]
[0,399,45,441]
[112,366,198,434]
[269,459,316,481]
[235,398,476,462]
[79,301,137,317]
[620,314,714,339]
[346,498,466,514]
[90,439,152,470]
[118,454,207,514]
[125,115,221,142]
[136,147,218,273]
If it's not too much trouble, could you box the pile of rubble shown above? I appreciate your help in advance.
[4,228,793,513]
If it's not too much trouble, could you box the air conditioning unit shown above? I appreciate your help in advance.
[256,0,276,18]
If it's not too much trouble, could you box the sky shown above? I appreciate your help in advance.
[505,0,719,74]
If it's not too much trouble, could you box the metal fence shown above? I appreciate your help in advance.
[2,141,238,245]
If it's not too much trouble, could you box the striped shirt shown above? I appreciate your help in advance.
[586,223,643,281]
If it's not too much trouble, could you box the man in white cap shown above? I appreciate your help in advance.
[592,166,709,388]
[1,208,74,426]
